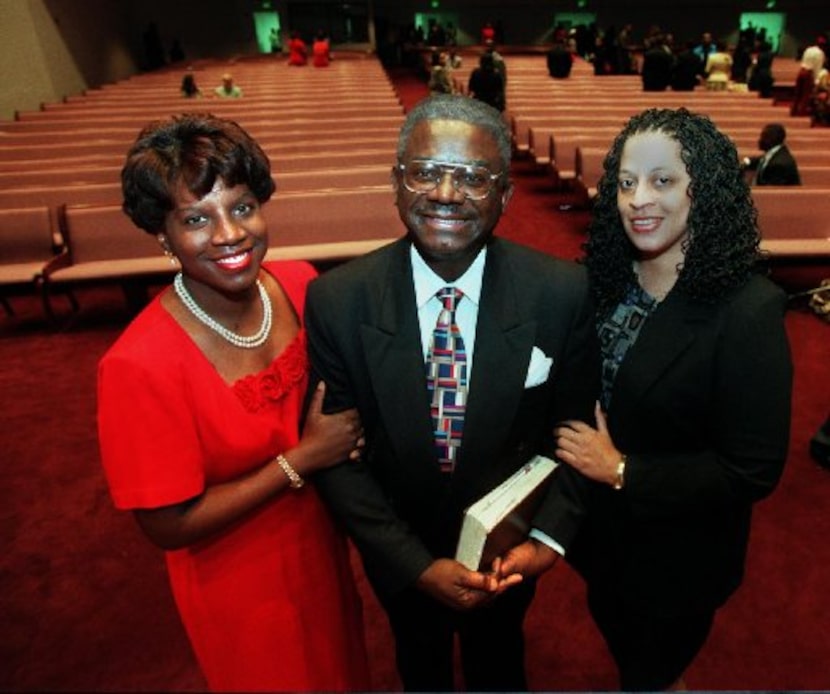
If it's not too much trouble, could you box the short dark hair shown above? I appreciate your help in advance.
[584,107,763,313]
[396,94,511,170]
[763,123,786,146]
[121,114,275,234]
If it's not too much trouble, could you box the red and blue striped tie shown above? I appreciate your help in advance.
[425,287,468,473]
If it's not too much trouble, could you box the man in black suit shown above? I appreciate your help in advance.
[742,123,802,185]
[305,95,600,691]
[641,35,674,91]
[546,38,574,78]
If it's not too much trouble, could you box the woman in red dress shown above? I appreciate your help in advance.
[312,30,331,67]
[97,114,369,691]
[287,30,308,66]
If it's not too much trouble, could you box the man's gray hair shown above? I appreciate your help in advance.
[396,95,512,170]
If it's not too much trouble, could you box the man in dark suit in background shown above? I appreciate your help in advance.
[641,34,674,91]
[305,95,600,691]
[742,123,802,185]
[547,37,574,78]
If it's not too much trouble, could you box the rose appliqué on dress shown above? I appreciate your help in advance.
[233,331,309,412]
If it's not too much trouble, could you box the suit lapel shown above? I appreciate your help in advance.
[614,292,713,408]
[456,242,536,474]
[360,241,437,467]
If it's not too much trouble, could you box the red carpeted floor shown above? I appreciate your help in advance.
[1,67,829,692]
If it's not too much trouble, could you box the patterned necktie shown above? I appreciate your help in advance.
[425,287,468,473]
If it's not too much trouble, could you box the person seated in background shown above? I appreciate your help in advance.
[792,44,828,116]
[547,38,574,79]
[287,30,307,66]
[180,73,201,98]
[312,30,331,67]
[468,52,505,112]
[213,72,242,98]
[704,41,732,90]
[427,50,454,95]
[741,123,801,186]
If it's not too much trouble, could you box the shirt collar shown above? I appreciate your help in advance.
[763,143,783,162]
[411,244,486,309]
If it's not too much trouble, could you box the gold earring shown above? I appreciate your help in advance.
[157,234,179,266]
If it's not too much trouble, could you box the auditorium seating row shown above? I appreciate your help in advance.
[25,188,404,317]
[0,55,406,317]
[480,55,828,264]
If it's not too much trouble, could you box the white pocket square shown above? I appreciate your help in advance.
[524,346,553,388]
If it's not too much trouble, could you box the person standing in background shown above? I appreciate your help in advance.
[468,52,506,111]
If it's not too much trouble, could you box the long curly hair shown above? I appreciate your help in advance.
[583,107,763,316]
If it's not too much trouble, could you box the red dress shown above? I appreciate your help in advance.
[312,38,331,67]
[288,37,308,66]
[97,261,369,692]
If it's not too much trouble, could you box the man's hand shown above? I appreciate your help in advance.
[415,558,500,611]
[488,539,560,594]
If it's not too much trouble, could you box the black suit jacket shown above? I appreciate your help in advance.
[306,237,601,600]
[749,145,801,185]
[641,46,674,91]
[568,276,792,616]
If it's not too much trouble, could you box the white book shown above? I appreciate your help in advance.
[455,455,558,571]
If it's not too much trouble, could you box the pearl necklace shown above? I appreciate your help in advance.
[173,272,272,349]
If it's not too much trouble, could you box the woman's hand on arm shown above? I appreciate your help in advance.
[134,382,364,552]
[554,402,622,487]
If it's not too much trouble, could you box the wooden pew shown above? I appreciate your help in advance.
[752,188,830,259]
[0,205,56,315]
[798,166,830,187]
[40,188,403,314]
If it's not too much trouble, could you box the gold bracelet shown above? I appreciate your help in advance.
[612,455,627,490]
[275,454,304,489]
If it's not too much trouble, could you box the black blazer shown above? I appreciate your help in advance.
[568,275,792,616]
[749,145,801,185]
[306,237,601,599]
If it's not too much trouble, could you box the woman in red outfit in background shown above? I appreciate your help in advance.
[312,30,331,67]
[287,30,308,66]
[97,114,369,692]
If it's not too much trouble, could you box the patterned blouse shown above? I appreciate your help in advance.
[597,283,660,409]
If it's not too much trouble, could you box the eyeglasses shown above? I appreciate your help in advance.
[396,160,504,200]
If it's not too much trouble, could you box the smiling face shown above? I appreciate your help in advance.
[616,130,691,266]
[394,118,512,281]
[161,178,268,307]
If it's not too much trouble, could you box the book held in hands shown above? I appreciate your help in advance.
[455,455,558,571]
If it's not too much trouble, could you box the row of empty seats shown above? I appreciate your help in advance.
[0,54,406,318]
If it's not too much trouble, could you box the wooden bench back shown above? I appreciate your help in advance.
[0,206,53,266]
[752,189,830,241]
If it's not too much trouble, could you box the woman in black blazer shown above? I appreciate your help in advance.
[554,108,793,691]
